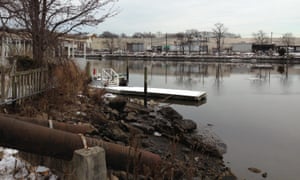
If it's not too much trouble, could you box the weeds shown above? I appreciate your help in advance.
[89,88,106,105]
[10,59,91,117]
[49,60,89,104]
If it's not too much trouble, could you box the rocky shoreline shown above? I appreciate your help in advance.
[1,87,236,179]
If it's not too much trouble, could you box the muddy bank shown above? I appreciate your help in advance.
[1,88,236,179]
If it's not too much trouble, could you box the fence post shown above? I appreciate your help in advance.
[11,75,16,104]
[1,67,5,103]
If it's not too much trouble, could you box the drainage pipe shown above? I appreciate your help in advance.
[0,114,96,134]
[0,116,161,171]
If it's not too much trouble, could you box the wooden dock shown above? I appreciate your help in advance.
[104,86,206,102]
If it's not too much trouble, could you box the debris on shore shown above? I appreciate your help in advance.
[0,87,236,179]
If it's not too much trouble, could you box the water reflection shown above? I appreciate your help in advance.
[278,64,290,85]
[85,59,300,90]
[84,59,300,104]
[214,63,223,94]
[82,58,300,179]
[84,59,300,99]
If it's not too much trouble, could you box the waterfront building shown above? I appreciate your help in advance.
[2,29,300,58]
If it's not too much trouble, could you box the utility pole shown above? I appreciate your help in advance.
[198,32,201,55]
[165,33,168,53]
[150,32,153,52]
[270,32,273,44]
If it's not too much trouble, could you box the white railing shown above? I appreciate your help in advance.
[101,68,119,86]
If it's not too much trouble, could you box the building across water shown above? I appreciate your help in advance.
[2,30,300,59]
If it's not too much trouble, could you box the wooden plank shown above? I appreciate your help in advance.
[30,72,33,94]
[1,67,5,102]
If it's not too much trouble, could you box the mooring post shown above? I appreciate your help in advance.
[144,62,148,108]
[126,58,129,83]
[165,61,168,83]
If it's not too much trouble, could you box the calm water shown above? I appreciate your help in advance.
[83,59,300,179]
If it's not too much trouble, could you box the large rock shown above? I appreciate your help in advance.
[155,113,197,134]
[101,122,129,143]
[181,134,223,158]
[108,97,127,112]
[158,106,182,121]
[129,122,155,134]
[178,119,197,132]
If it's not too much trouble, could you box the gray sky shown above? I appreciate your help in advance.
[95,0,300,37]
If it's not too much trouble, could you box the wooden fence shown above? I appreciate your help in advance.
[0,66,49,104]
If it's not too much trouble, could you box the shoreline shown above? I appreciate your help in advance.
[0,88,236,179]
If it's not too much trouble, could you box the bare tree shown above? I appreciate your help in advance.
[0,0,118,65]
[185,29,198,54]
[100,31,119,54]
[100,31,119,38]
[253,30,269,45]
[120,33,127,38]
[212,23,227,55]
[281,33,295,51]
[175,32,186,55]
[132,32,144,38]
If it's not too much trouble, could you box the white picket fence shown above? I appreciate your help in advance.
[0,66,48,104]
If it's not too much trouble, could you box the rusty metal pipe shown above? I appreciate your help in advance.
[0,114,96,134]
[0,116,161,171]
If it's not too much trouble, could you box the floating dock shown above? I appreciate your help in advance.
[251,64,273,69]
[105,86,206,102]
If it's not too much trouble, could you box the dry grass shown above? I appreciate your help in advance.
[88,88,106,105]
[51,60,88,101]
[15,60,90,117]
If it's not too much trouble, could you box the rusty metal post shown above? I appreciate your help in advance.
[144,63,147,108]
[0,116,161,171]
[126,58,129,83]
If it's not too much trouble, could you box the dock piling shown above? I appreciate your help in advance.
[126,58,129,82]
[144,64,148,108]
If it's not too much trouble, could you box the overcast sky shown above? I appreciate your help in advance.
[94,0,300,37]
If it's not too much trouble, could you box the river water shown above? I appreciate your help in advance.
[81,59,300,179]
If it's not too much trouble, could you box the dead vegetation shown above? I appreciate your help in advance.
[51,60,90,103]
[8,60,92,118]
